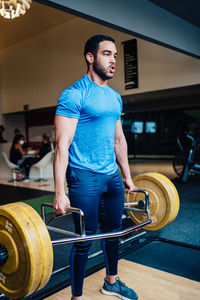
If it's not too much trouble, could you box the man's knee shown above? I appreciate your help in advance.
[72,240,93,254]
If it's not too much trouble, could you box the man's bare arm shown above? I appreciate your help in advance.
[53,115,78,214]
[114,120,135,192]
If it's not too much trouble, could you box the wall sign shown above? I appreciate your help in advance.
[123,39,138,90]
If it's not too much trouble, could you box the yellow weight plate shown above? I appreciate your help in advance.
[13,202,53,292]
[0,203,43,299]
[0,230,19,275]
[125,173,175,231]
[147,173,179,225]
[144,173,178,225]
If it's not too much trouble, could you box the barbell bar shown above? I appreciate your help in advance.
[0,172,180,299]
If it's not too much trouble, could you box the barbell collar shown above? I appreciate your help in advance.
[124,200,145,208]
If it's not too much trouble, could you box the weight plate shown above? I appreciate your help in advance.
[0,203,43,299]
[125,173,178,231]
[13,202,53,292]
[147,173,179,225]
[0,230,19,275]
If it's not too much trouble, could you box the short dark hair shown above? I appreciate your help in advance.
[42,133,50,143]
[12,134,24,146]
[84,35,115,62]
[14,128,20,134]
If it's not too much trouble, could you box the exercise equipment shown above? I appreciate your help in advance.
[173,133,200,182]
[0,202,53,299]
[125,172,179,231]
[0,172,179,299]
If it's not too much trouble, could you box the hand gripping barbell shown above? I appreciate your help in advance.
[0,172,179,299]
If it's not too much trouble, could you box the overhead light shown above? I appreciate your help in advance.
[0,0,31,19]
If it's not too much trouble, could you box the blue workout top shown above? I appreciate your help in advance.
[56,74,122,175]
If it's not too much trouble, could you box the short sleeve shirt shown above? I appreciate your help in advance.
[56,74,122,175]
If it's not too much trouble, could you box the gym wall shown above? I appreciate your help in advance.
[0,15,200,115]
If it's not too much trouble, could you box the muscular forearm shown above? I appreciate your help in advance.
[53,115,78,214]
[53,142,69,196]
[114,135,131,181]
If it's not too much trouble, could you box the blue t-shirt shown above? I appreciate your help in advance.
[56,74,122,175]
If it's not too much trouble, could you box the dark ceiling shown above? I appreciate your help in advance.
[122,84,200,112]
[149,0,200,27]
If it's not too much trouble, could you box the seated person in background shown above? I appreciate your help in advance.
[35,133,52,160]
[13,128,28,150]
[10,133,52,181]
[0,125,7,143]
[10,134,36,180]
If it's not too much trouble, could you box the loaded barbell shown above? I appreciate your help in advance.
[0,172,179,299]
[125,172,180,231]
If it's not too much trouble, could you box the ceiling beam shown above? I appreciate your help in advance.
[122,84,200,112]
[34,0,200,59]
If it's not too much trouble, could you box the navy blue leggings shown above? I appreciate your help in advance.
[66,167,124,297]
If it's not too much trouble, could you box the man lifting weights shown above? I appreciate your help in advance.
[53,35,138,300]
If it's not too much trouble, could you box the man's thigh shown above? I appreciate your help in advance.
[67,167,105,234]
[99,171,124,232]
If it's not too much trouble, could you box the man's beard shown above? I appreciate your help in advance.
[93,59,113,81]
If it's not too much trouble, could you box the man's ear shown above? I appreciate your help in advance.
[86,52,94,64]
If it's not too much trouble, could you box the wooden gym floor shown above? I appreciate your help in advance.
[45,259,200,300]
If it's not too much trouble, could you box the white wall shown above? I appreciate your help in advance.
[0,95,3,125]
[0,16,200,114]
[123,39,200,95]
[0,54,4,125]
